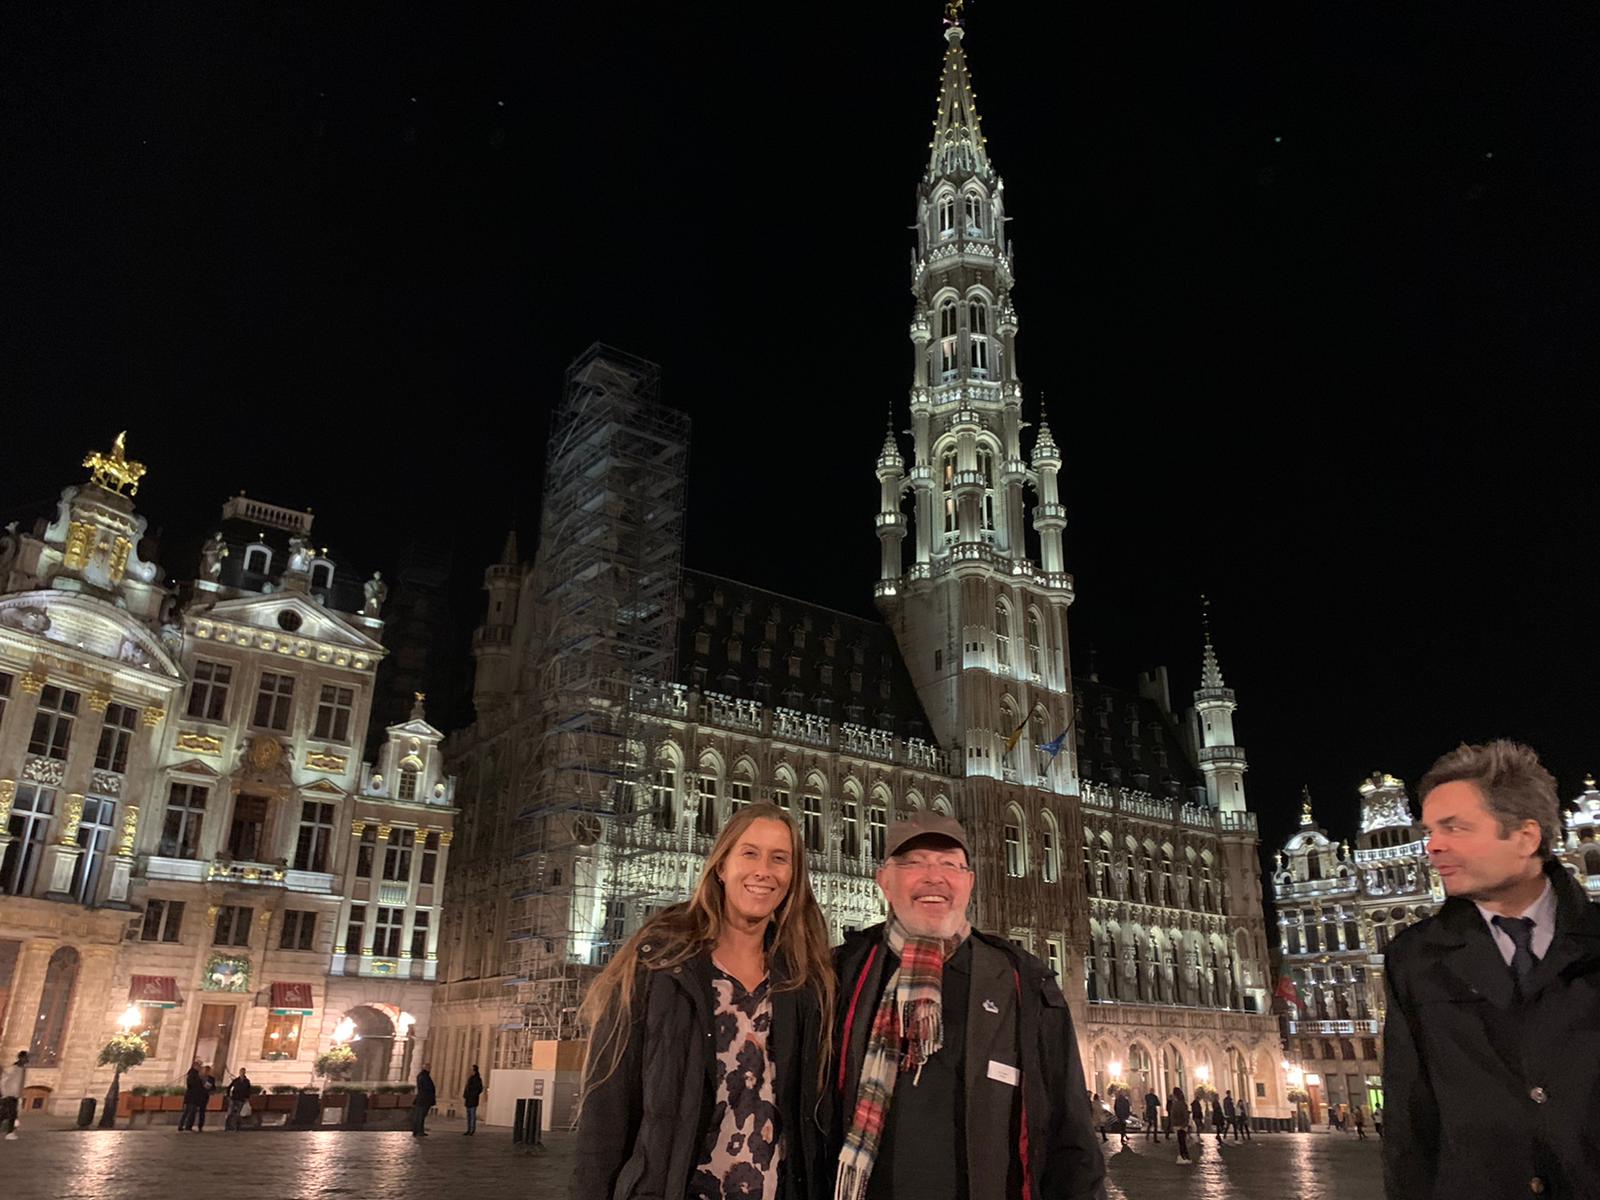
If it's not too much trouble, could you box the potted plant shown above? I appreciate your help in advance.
[95,1032,147,1128]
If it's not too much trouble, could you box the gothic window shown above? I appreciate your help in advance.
[1083,832,1098,897]
[938,301,959,379]
[977,447,997,531]
[841,798,860,858]
[1040,811,1060,883]
[969,300,990,377]
[998,697,1021,771]
[28,685,79,760]
[1026,610,1044,677]
[995,600,1012,668]
[1004,811,1025,877]
[867,804,887,860]
[696,773,719,838]
[728,767,753,812]
[29,947,79,1066]
[1030,707,1049,776]
[937,194,956,238]
[802,787,823,849]
[941,447,958,535]
[71,795,116,904]
[159,783,207,860]
[964,192,984,234]
[1,784,54,895]
[186,661,232,721]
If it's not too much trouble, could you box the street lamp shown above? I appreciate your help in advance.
[97,1006,148,1128]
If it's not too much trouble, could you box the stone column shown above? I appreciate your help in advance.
[0,779,15,861]
[423,831,450,981]
[0,667,45,768]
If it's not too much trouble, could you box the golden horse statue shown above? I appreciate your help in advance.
[83,431,148,496]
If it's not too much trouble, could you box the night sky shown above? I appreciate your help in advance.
[6,2,1598,863]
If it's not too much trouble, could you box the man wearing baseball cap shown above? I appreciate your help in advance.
[832,810,1105,1200]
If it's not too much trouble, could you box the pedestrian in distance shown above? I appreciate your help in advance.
[201,1065,217,1129]
[1222,1090,1236,1141]
[462,1065,484,1135]
[1112,1088,1132,1149]
[1091,1092,1108,1143]
[831,811,1106,1200]
[1383,740,1600,1200]
[178,1059,206,1132]
[571,802,835,1200]
[1168,1087,1191,1164]
[411,1063,436,1138]
[224,1068,252,1131]
[1190,1094,1204,1147]
[1236,1096,1252,1141]
[1143,1088,1162,1141]
[1211,1095,1226,1144]
[0,1050,27,1141]
[1353,1105,1367,1141]
[1372,1103,1383,1139]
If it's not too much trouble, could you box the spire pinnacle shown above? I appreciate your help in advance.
[499,527,519,565]
[928,4,991,182]
[1200,595,1226,689]
[1300,786,1315,827]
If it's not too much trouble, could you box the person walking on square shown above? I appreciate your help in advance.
[1222,1091,1239,1141]
[1210,1095,1226,1144]
[1091,1092,1108,1144]
[462,1065,484,1136]
[1236,1096,1252,1141]
[1353,1105,1367,1141]
[1143,1088,1162,1142]
[1190,1093,1205,1149]
[0,1051,27,1140]
[1384,740,1600,1200]
[178,1059,206,1132]
[572,803,835,1200]
[224,1069,252,1131]
[1113,1088,1132,1149]
[411,1063,436,1137]
[199,1065,217,1130]
[830,811,1105,1200]
[1372,1103,1383,1139]
[1168,1087,1191,1164]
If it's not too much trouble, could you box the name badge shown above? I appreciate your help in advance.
[987,1060,1020,1087]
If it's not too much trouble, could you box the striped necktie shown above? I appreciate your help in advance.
[1491,915,1539,989]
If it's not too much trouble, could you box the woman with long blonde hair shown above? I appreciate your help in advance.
[571,801,835,1200]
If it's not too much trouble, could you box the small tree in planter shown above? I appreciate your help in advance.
[314,1044,357,1085]
[96,1032,148,1128]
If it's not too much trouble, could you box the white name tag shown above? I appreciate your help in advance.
[987,1060,1020,1087]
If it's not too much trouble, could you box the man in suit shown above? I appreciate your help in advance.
[1383,739,1600,1200]
[832,811,1105,1200]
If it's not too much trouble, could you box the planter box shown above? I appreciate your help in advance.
[160,1096,185,1112]
[264,1095,299,1112]
[207,1095,225,1112]
[320,1093,349,1107]
[371,1093,399,1109]
[117,1093,137,1118]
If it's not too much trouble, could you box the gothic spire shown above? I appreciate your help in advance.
[499,527,519,566]
[927,5,992,183]
[1200,595,1227,689]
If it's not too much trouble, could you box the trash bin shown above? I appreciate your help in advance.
[343,1091,368,1128]
[77,1097,97,1128]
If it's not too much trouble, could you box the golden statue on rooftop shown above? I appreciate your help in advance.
[83,431,147,496]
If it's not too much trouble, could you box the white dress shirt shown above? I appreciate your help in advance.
[1475,878,1556,966]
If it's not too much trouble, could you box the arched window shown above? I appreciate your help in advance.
[1160,847,1175,907]
[969,299,990,377]
[941,447,958,536]
[1040,810,1060,883]
[1128,1042,1155,1094]
[1030,707,1049,777]
[30,946,80,1066]
[243,543,272,575]
[964,191,984,234]
[1084,830,1098,897]
[1026,609,1044,678]
[1098,836,1115,898]
[728,761,755,812]
[937,193,956,238]
[696,757,721,837]
[938,300,959,379]
[802,773,825,848]
[977,446,996,531]
[652,750,679,831]
[1003,804,1026,877]
[841,782,861,859]
[994,600,1012,668]
[931,794,952,817]
[311,559,335,590]
[867,800,887,860]
[998,697,1021,772]
[1162,1043,1187,1096]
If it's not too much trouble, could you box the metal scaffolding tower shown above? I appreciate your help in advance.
[507,343,689,1042]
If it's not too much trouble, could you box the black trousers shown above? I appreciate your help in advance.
[411,1103,428,1135]
[179,1102,206,1130]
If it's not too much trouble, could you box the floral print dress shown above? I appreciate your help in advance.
[688,962,785,1200]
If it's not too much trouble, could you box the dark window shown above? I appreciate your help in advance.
[1,784,55,895]
[374,906,403,957]
[344,903,366,952]
[94,703,140,773]
[279,910,317,951]
[186,661,232,721]
[383,829,415,881]
[28,685,80,760]
[29,946,79,1066]
[160,783,207,859]
[141,899,185,943]
[70,795,116,904]
[410,910,430,959]
[420,832,439,884]
[227,794,268,861]
[356,827,377,877]
[252,672,295,731]
[293,801,336,873]
[213,905,253,947]
[312,685,355,743]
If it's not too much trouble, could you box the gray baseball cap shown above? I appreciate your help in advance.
[883,810,970,860]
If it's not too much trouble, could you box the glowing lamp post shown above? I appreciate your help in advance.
[96,1006,149,1128]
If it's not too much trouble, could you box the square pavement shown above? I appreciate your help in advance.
[0,1118,1383,1200]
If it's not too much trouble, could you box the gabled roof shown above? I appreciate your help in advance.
[0,589,182,685]
[193,590,386,655]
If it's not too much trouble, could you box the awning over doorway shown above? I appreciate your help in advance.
[270,981,315,1014]
[129,975,179,1008]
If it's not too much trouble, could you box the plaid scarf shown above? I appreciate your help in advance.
[834,917,971,1200]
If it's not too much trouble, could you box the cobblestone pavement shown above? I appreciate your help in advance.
[0,1121,1383,1200]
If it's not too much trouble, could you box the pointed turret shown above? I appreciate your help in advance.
[875,413,908,598]
[499,527,519,566]
[473,526,523,713]
[928,6,993,184]
[1194,599,1248,812]
[1031,398,1067,576]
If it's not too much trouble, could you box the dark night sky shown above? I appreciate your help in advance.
[6,2,1599,863]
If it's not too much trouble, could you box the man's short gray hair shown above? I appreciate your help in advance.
[1417,739,1561,855]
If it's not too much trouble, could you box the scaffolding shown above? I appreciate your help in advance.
[507,343,690,1042]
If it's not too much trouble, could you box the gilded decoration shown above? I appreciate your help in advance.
[86,689,112,713]
[118,804,139,856]
[19,670,45,696]
[176,731,223,755]
[376,824,392,841]
[0,780,15,825]
[22,756,65,786]
[63,520,94,570]
[305,751,347,773]
[202,954,251,992]
[350,820,366,837]
[82,431,147,496]
[141,705,166,727]
[246,735,285,773]
[109,536,132,583]
[59,793,85,844]
[438,831,454,847]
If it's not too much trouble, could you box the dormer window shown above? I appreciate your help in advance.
[397,768,419,802]
[311,559,334,590]
[244,543,272,575]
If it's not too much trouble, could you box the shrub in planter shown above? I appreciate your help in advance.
[269,1084,300,1095]
[313,1045,357,1083]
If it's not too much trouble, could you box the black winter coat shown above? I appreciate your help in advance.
[1383,858,1600,1200]
[464,1072,484,1107]
[414,1070,436,1109]
[833,925,1106,1200]
[183,1068,207,1105]
[571,945,830,1200]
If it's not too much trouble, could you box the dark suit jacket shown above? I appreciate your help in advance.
[1382,858,1600,1200]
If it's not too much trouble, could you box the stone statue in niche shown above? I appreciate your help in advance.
[286,537,313,575]
[363,571,387,617]
[199,531,228,579]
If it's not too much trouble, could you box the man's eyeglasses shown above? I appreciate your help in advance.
[885,858,973,875]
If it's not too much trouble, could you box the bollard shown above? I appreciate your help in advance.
[77,1098,97,1128]
[523,1098,543,1147]
[513,1098,527,1144]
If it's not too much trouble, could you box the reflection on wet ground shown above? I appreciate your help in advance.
[2,1121,1383,1200]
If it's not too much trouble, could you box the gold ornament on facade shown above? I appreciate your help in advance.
[63,520,94,570]
[142,705,166,727]
[0,780,15,825]
[305,751,348,772]
[350,820,366,838]
[19,669,45,695]
[246,735,284,772]
[118,804,140,856]
[59,793,85,844]
[86,689,112,713]
[109,536,132,583]
[82,431,148,496]
[438,830,454,847]
[176,731,223,755]
[376,824,392,841]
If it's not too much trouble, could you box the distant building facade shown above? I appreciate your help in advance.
[0,440,455,1111]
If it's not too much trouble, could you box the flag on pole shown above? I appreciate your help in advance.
[1274,975,1305,1013]
[1040,730,1069,762]
[1002,715,1030,756]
